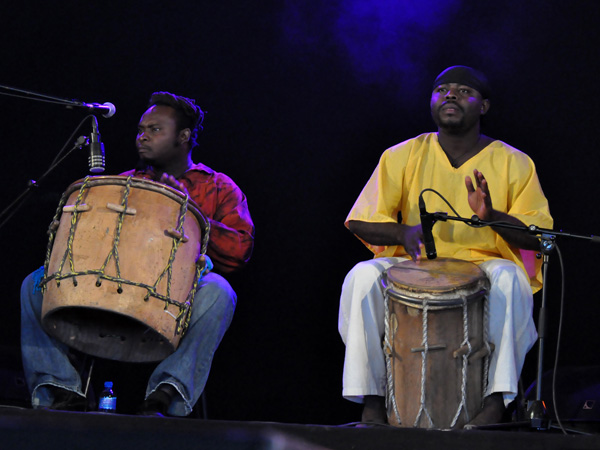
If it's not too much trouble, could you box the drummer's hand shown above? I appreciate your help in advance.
[160,173,189,196]
[465,169,493,221]
[401,224,424,262]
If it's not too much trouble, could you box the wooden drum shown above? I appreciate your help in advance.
[40,176,210,363]
[381,257,492,429]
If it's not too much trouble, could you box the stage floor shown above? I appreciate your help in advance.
[1,405,600,450]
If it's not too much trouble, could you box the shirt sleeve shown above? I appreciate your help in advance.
[205,178,255,273]
[345,145,408,254]
[505,153,552,228]
[182,172,254,274]
[494,152,553,292]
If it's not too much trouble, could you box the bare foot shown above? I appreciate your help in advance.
[463,393,505,429]
[361,395,387,424]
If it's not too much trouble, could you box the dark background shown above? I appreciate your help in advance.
[1,1,599,424]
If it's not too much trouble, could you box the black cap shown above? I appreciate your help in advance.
[432,65,491,99]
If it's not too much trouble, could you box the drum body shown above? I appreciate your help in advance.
[41,176,208,363]
[382,257,491,429]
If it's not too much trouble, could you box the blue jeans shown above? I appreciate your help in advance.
[20,266,236,416]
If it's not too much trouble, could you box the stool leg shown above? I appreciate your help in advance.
[200,391,208,419]
[83,357,95,408]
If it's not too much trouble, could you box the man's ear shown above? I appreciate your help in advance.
[480,99,490,115]
[179,128,191,145]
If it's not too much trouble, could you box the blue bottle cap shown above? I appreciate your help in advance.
[104,381,113,388]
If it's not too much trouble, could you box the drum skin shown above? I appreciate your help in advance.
[41,176,207,363]
[383,258,491,429]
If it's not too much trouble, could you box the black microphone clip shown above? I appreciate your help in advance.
[89,116,105,173]
[419,195,438,260]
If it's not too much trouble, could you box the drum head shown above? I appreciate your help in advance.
[387,257,485,293]
[384,257,489,308]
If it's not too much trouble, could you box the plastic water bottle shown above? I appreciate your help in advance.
[98,381,117,413]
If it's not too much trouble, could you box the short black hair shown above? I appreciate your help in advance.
[148,91,205,148]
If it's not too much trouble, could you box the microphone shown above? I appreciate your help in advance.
[419,195,437,260]
[79,101,117,118]
[89,116,105,173]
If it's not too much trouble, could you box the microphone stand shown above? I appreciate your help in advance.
[0,83,114,116]
[529,233,555,430]
[0,134,89,230]
[0,83,113,230]
[426,211,599,430]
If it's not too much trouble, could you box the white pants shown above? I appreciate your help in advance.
[338,257,538,407]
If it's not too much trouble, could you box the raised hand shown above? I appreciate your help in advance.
[465,169,493,220]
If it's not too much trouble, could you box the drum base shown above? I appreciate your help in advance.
[43,307,176,363]
[386,304,484,429]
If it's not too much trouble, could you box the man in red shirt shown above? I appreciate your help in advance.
[20,92,254,416]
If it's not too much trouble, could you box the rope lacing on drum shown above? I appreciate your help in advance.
[450,295,473,428]
[96,176,132,293]
[148,186,190,330]
[147,187,210,335]
[40,177,87,292]
[482,292,491,403]
[383,281,401,425]
[46,176,93,289]
[184,213,211,334]
[414,298,435,428]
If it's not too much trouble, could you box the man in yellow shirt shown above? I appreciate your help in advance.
[338,66,553,427]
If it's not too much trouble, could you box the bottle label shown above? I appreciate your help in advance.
[99,396,117,411]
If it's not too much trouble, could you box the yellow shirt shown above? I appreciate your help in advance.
[346,133,553,292]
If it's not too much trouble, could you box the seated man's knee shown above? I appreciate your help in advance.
[21,268,45,313]
[346,260,387,285]
[192,273,237,320]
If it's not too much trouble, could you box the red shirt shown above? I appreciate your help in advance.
[120,163,254,273]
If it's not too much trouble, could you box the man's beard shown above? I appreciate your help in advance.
[438,117,467,134]
[137,138,180,163]
[433,110,469,134]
